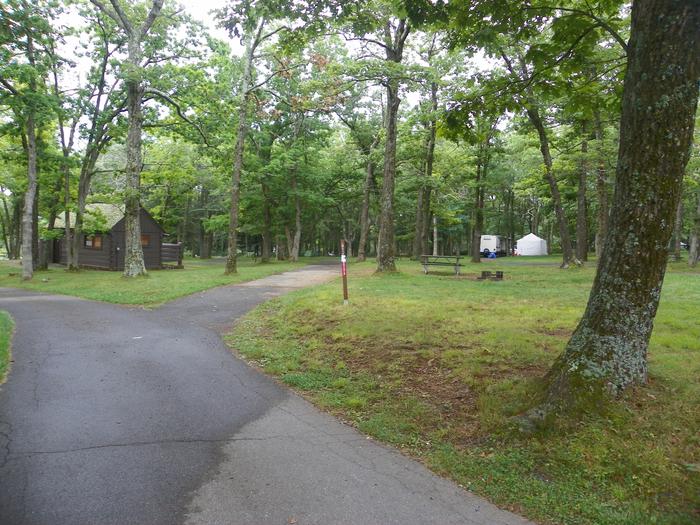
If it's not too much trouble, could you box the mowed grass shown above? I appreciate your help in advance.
[0,257,307,307]
[228,255,700,525]
[0,310,12,383]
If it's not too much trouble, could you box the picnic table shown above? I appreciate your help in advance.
[420,255,462,275]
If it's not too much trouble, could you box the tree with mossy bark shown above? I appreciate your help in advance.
[88,0,167,277]
[525,0,699,422]
[0,0,58,280]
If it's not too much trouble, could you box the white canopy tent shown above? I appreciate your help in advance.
[516,233,548,256]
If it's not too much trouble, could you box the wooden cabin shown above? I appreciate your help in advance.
[53,203,183,270]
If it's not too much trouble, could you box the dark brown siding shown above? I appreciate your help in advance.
[110,209,164,270]
[52,208,167,270]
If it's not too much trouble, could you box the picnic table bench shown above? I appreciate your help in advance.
[420,255,462,275]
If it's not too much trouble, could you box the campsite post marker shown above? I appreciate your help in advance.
[340,239,349,305]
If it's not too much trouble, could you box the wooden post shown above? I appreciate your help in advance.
[340,239,349,305]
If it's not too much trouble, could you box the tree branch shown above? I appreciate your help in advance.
[143,87,210,146]
[139,0,164,41]
[89,0,129,34]
[0,76,18,96]
[525,6,629,53]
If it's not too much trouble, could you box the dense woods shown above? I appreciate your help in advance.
[1,0,698,407]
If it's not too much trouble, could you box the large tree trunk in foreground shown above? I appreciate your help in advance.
[536,0,699,415]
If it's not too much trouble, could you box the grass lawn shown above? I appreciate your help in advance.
[228,255,700,525]
[0,257,308,307]
[0,310,13,384]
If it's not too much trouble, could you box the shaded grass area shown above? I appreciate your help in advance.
[228,255,700,525]
[0,257,307,307]
[0,311,13,383]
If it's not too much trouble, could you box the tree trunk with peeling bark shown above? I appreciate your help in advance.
[531,0,700,419]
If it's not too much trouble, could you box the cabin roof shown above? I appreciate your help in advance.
[54,203,125,231]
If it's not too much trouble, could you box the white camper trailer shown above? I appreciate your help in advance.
[480,235,507,257]
[515,233,548,256]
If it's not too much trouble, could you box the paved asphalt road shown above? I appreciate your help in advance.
[0,265,530,525]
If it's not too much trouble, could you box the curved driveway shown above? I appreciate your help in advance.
[0,265,529,525]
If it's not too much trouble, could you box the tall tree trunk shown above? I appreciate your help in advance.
[377,76,401,272]
[672,200,683,262]
[508,190,516,255]
[413,78,438,259]
[32,181,39,271]
[11,197,21,259]
[526,105,578,268]
[471,164,484,263]
[417,188,432,257]
[357,157,374,262]
[432,214,439,256]
[63,170,74,269]
[377,19,410,273]
[500,50,577,268]
[0,197,10,257]
[594,111,609,258]
[261,181,272,263]
[576,125,589,262]
[413,188,425,259]
[290,176,302,262]
[21,112,37,280]
[225,21,261,274]
[122,34,149,277]
[535,0,700,414]
[20,28,38,280]
[689,189,700,267]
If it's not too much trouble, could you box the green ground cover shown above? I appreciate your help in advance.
[0,311,13,384]
[0,257,306,307]
[228,256,700,525]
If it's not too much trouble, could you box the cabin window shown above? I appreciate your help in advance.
[141,234,151,247]
[84,235,102,250]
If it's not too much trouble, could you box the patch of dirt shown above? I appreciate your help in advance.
[320,335,553,447]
